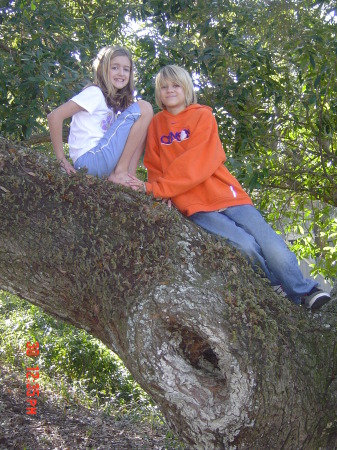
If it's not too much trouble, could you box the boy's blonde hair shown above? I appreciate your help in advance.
[155,65,197,110]
[92,45,135,112]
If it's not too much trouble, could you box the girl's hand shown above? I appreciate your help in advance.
[59,158,76,175]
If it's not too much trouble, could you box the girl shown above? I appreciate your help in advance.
[48,45,152,185]
[128,64,331,310]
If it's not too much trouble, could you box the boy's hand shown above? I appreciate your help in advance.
[162,198,172,208]
[127,174,146,192]
[127,175,172,208]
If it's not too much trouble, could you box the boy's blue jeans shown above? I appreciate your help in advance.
[189,205,317,304]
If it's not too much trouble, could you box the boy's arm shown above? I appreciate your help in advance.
[47,100,84,175]
[146,110,226,199]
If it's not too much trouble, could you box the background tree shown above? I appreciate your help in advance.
[1,1,337,446]
[1,0,336,279]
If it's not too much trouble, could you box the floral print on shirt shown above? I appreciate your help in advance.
[101,111,114,131]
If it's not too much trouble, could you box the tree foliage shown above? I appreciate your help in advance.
[1,0,336,276]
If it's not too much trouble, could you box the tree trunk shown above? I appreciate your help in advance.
[0,137,336,449]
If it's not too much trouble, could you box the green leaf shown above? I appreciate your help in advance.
[309,54,316,69]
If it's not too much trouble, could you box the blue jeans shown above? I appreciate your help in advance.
[74,103,141,177]
[189,205,317,304]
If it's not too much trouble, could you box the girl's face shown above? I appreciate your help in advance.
[109,55,131,90]
[160,80,186,115]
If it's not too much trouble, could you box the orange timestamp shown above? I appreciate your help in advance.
[26,341,39,415]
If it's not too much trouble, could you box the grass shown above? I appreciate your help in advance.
[0,290,184,449]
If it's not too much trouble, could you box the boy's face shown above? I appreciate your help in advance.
[160,80,186,114]
[109,55,131,90]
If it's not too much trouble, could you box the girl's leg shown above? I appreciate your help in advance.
[223,205,316,303]
[74,101,152,181]
[108,100,153,184]
[74,103,142,178]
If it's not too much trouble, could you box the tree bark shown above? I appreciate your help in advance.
[0,137,336,449]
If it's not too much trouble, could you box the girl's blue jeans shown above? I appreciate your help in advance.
[189,205,317,304]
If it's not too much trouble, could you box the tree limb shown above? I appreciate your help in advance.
[0,136,336,449]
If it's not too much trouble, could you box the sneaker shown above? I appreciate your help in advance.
[272,285,288,298]
[301,287,331,310]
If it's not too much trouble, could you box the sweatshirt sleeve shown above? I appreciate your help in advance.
[145,109,226,199]
[143,120,163,182]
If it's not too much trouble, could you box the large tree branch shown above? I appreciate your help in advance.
[0,136,336,449]
[22,129,69,146]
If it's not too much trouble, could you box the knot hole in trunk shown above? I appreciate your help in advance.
[168,320,223,377]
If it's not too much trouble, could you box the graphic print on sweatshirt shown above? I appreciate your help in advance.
[160,128,190,145]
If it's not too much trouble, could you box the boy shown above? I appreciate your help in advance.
[128,65,331,309]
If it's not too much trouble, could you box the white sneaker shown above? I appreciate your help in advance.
[302,287,331,310]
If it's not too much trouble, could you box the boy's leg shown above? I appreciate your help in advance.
[189,210,277,283]
[108,100,153,184]
[223,205,317,303]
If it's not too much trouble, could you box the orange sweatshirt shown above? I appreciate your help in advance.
[144,104,253,216]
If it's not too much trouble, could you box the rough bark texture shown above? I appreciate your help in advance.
[0,137,336,449]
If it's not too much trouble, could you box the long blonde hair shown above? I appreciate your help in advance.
[92,46,135,112]
[155,65,197,110]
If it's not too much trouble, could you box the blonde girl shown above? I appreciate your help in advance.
[48,45,152,185]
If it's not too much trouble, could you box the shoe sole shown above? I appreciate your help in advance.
[307,295,331,310]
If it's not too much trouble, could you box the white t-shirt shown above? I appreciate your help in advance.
[68,86,115,162]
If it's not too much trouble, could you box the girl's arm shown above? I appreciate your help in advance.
[47,100,84,175]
